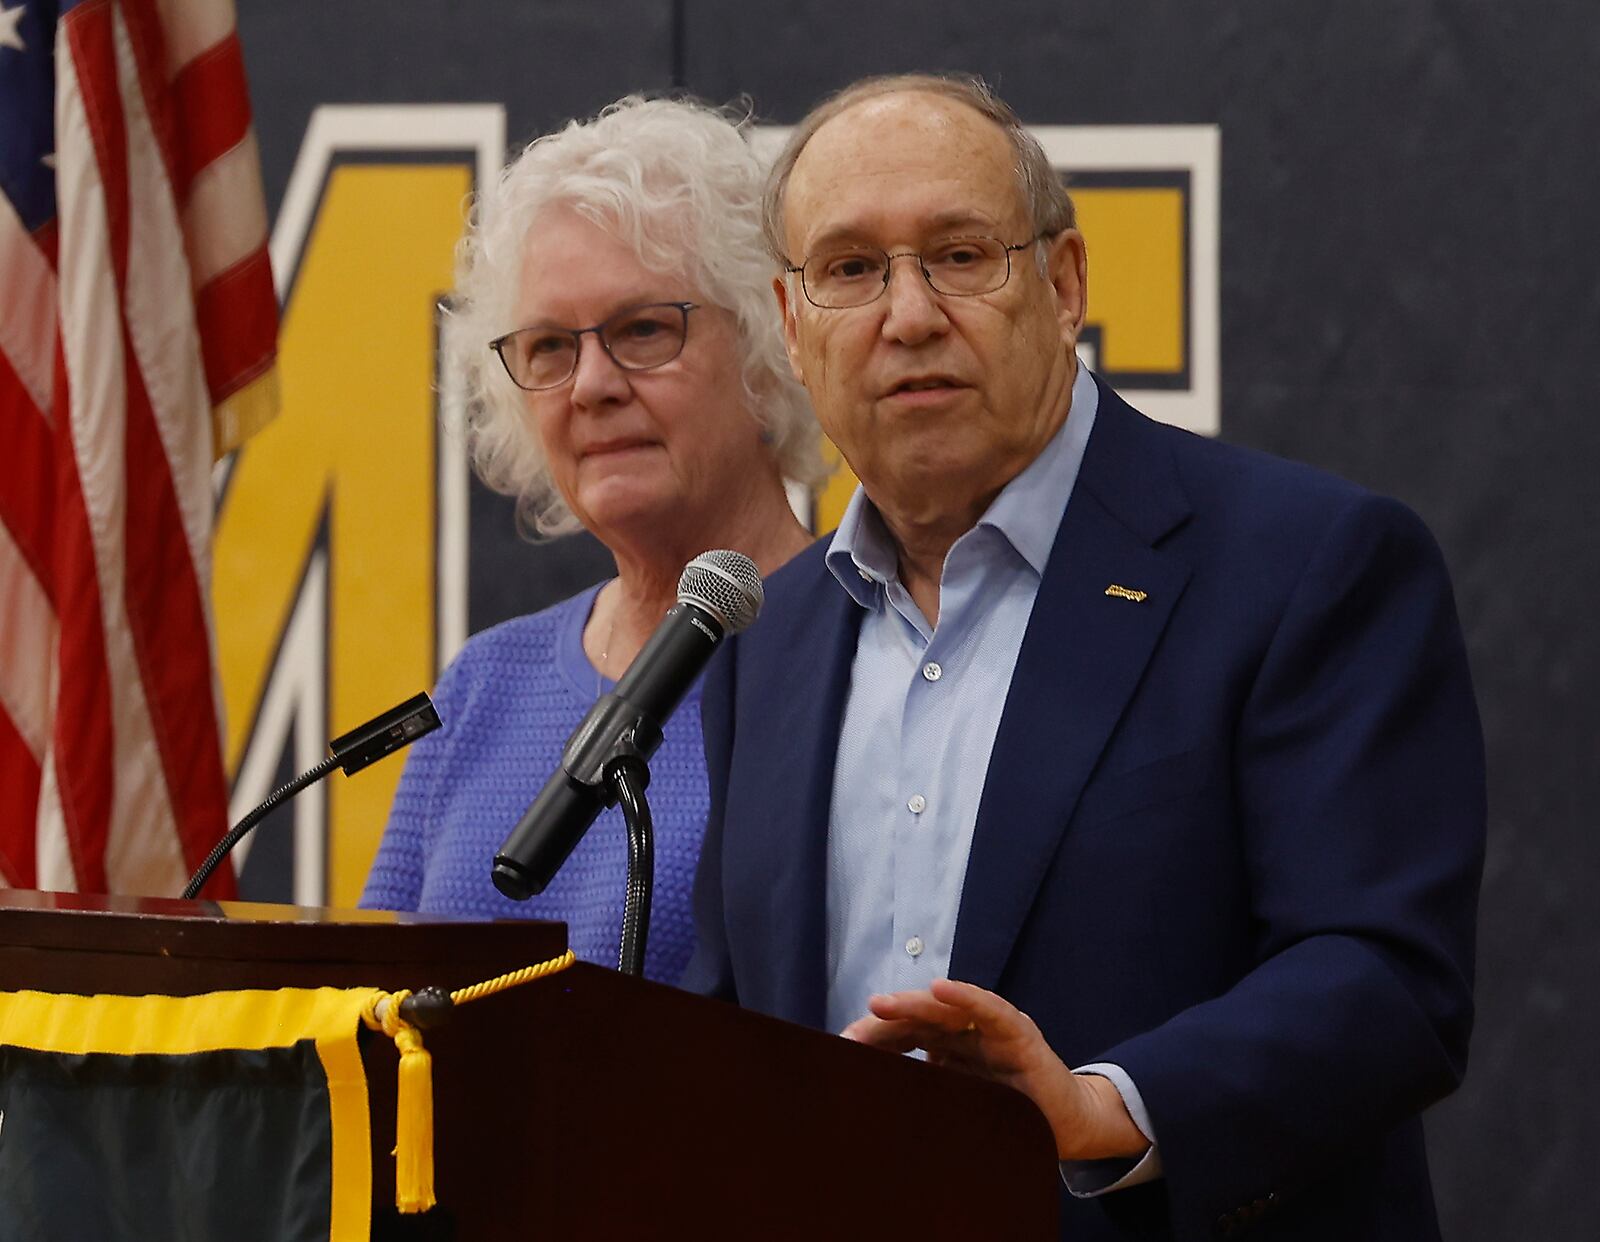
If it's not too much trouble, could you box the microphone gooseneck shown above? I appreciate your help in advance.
[181,692,441,900]
[611,755,654,977]
[182,755,341,900]
[491,551,763,911]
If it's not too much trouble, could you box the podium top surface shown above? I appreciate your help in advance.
[0,889,568,994]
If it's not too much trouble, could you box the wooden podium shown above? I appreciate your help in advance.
[0,890,1060,1239]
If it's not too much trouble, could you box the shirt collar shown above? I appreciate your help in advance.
[826,361,1100,605]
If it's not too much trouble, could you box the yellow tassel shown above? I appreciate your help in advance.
[392,1024,436,1214]
[358,959,580,1217]
[368,991,436,1215]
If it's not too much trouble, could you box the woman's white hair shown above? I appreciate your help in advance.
[448,95,828,538]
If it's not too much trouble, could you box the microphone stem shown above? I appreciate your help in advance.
[610,757,654,977]
[182,754,341,900]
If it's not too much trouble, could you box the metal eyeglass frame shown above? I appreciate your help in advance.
[783,233,1053,309]
[488,301,700,391]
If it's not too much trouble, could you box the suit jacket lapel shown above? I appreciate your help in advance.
[950,383,1194,991]
[729,547,861,1028]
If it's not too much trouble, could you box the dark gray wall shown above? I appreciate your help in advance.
[237,3,1600,1236]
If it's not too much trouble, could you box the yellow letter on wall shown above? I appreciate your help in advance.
[214,163,469,907]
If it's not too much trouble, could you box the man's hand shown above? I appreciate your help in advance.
[841,977,1150,1163]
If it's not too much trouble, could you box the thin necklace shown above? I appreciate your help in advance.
[596,600,617,694]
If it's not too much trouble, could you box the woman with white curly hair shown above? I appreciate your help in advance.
[361,97,825,983]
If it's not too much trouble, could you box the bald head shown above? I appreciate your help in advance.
[762,73,1074,263]
[782,92,1028,267]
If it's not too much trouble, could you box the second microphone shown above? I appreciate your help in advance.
[491,549,764,900]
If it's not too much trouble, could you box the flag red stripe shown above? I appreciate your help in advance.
[14,0,273,895]
[115,1,254,218]
[194,245,277,400]
[119,320,233,890]
[48,348,115,894]
[168,35,253,204]
[34,220,59,272]
[67,4,132,293]
[0,705,42,888]
[67,2,237,898]
[52,0,129,894]
[116,0,181,201]
[0,352,58,604]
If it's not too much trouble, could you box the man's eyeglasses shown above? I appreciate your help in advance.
[785,234,1051,310]
[489,301,700,391]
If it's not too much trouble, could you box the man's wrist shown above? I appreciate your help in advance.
[1054,1070,1151,1161]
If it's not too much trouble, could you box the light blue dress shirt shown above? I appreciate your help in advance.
[823,364,1160,1195]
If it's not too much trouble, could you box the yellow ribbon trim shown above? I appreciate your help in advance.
[0,986,382,1240]
[0,949,581,1227]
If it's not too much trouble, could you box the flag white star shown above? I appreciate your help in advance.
[0,2,26,54]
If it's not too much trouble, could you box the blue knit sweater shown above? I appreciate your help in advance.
[360,584,708,984]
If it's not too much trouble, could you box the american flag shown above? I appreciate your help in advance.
[0,0,277,898]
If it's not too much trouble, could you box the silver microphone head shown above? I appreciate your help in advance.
[678,550,763,634]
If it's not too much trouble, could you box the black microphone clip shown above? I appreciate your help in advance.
[560,693,662,791]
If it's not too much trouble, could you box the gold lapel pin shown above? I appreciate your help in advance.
[1104,584,1148,603]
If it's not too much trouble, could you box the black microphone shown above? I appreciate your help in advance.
[492,550,763,901]
[182,693,442,900]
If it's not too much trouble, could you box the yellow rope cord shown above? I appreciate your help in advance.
[449,948,577,1006]
[359,946,579,1030]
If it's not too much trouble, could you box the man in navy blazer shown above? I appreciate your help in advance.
[684,73,1484,1241]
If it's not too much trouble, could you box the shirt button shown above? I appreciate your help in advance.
[857,567,872,581]
[905,936,924,958]
[922,661,942,682]
[907,794,926,815]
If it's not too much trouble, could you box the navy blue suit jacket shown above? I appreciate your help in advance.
[684,380,1485,1241]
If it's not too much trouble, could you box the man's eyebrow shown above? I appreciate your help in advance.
[799,225,871,255]
[922,208,1005,233]
[800,209,1008,255]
